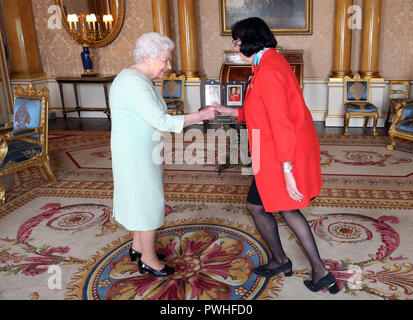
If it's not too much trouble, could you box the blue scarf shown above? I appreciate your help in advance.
[253,48,270,67]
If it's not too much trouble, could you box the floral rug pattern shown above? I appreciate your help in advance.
[0,132,412,300]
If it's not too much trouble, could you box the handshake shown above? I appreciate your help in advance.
[199,104,238,121]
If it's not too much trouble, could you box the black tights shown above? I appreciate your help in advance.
[246,202,328,282]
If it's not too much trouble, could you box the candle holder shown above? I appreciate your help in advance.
[66,13,114,77]
[57,0,125,49]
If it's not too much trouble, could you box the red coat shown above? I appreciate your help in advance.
[237,49,322,212]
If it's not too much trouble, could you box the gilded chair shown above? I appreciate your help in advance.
[387,99,413,150]
[344,73,379,136]
[161,73,185,115]
[385,80,410,125]
[0,83,57,204]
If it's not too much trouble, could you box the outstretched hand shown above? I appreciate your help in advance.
[200,106,218,120]
[211,103,238,117]
[284,172,304,202]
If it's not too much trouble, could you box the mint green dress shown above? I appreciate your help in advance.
[110,69,185,231]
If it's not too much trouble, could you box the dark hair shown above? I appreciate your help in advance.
[231,17,277,57]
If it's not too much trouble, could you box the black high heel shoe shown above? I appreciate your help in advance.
[138,260,175,277]
[303,272,339,294]
[253,259,293,278]
[129,248,166,262]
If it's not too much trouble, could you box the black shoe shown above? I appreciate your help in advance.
[303,272,339,294]
[253,259,293,278]
[129,248,166,262]
[138,260,175,277]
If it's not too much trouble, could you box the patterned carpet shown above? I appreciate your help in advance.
[0,131,412,300]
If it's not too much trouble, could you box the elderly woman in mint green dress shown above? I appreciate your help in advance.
[110,32,217,277]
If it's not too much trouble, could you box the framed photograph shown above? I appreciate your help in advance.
[201,80,223,107]
[220,0,313,35]
[201,80,235,124]
[225,81,243,107]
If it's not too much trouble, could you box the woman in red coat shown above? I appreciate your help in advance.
[216,17,338,294]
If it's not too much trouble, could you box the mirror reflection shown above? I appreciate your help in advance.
[57,0,125,48]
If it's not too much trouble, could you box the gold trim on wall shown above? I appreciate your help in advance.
[220,0,313,36]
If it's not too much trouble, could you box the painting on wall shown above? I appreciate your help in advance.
[220,0,313,35]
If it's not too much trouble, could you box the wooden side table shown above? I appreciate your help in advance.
[55,75,115,120]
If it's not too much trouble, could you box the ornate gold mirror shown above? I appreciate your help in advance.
[56,0,125,48]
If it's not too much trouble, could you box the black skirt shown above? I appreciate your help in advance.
[246,178,263,206]
[246,178,317,208]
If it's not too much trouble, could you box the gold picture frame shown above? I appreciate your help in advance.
[220,0,313,36]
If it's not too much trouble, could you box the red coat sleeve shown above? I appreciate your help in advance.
[256,67,296,163]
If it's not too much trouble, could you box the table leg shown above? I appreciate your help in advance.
[217,156,231,176]
[216,124,239,175]
[103,83,111,120]
[73,83,80,117]
[239,125,253,175]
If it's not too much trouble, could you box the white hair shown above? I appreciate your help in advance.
[133,32,175,63]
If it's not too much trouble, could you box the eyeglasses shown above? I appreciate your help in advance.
[232,39,241,47]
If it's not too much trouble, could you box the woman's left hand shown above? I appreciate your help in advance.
[200,106,218,120]
[283,172,304,202]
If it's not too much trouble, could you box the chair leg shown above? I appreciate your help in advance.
[387,132,396,150]
[42,161,57,183]
[344,112,350,136]
[372,113,378,136]
[0,179,5,205]
[385,103,393,125]
[363,116,368,128]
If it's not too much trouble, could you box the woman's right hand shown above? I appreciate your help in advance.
[212,104,238,117]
